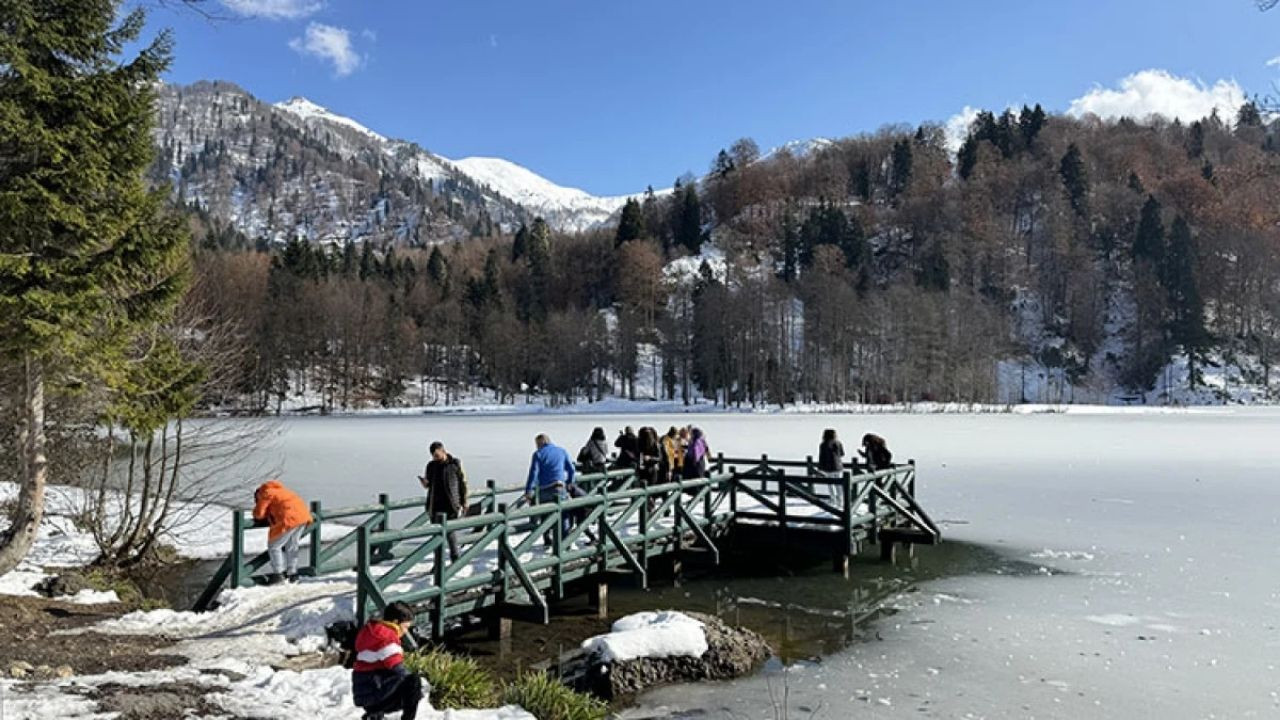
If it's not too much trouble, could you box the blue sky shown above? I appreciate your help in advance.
[145,0,1280,195]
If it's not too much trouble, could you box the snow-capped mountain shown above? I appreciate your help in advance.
[449,156,634,232]
[152,81,647,246]
[273,94,638,232]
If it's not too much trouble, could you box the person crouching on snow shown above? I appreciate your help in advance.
[352,601,424,720]
[251,479,313,584]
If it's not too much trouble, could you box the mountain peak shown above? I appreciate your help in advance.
[274,96,384,141]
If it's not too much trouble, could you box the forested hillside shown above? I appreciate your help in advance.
[186,103,1280,411]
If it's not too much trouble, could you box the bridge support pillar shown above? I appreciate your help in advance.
[488,614,512,657]
[588,581,608,619]
[879,540,897,563]
[832,554,850,578]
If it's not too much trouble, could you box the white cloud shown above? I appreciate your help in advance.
[221,0,321,19]
[1066,69,1245,123]
[289,23,362,77]
[944,105,981,154]
[1267,56,1280,68]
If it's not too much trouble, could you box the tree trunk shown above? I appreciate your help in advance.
[0,356,48,575]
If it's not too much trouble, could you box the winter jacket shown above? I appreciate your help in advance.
[684,433,709,479]
[526,443,576,495]
[818,439,845,473]
[252,480,312,542]
[661,435,683,473]
[613,432,639,468]
[423,455,467,518]
[578,439,610,474]
[351,620,409,707]
[862,435,893,470]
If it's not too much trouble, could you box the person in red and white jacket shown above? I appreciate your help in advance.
[351,602,424,720]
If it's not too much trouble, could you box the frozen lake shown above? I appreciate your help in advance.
[209,408,1280,718]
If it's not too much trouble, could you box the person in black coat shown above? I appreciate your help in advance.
[419,441,467,561]
[613,426,639,469]
[818,428,846,504]
[578,427,611,475]
[860,433,893,471]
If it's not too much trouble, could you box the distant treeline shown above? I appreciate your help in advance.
[190,103,1280,410]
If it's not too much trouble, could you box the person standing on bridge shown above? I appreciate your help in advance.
[683,427,710,479]
[860,433,894,471]
[661,426,683,482]
[419,441,467,562]
[525,434,576,536]
[252,479,313,585]
[818,428,846,505]
[614,426,639,469]
[577,426,611,475]
[351,601,423,720]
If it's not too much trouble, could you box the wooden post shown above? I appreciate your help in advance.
[553,495,564,599]
[760,454,769,492]
[308,500,323,576]
[488,614,513,656]
[230,510,246,588]
[486,479,497,513]
[728,466,738,517]
[588,581,608,619]
[356,525,370,624]
[879,536,896,563]
[433,513,447,641]
[832,554,849,578]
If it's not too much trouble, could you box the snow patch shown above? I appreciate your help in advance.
[581,610,708,663]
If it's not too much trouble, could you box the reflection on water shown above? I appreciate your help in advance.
[445,539,1056,672]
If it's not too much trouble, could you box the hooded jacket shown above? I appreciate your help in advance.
[252,480,312,542]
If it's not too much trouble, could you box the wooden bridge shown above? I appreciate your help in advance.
[194,455,941,641]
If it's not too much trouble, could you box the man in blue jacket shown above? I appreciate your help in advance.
[525,434,575,535]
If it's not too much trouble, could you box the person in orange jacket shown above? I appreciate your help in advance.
[252,479,313,584]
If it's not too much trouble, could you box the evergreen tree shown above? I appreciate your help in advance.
[1187,121,1205,158]
[524,217,552,323]
[712,149,735,178]
[358,240,377,280]
[889,138,914,199]
[1059,143,1089,217]
[1236,101,1263,129]
[1164,216,1208,385]
[0,0,189,573]
[511,222,529,263]
[1133,195,1165,262]
[1019,103,1046,145]
[848,157,872,200]
[675,184,703,254]
[426,245,448,287]
[615,198,645,246]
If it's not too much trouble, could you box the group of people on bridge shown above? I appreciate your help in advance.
[247,424,892,584]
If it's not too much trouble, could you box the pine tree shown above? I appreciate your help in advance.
[1236,101,1263,129]
[1133,196,1165,262]
[0,1,188,573]
[675,185,703,254]
[426,245,448,287]
[1164,216,1208,385]
[1059,143,1089,217]
[511,223,529,263]
[524,218,552,323]
[615,198,645,246]
[889,139,914,199]
[1019,104,1046,146]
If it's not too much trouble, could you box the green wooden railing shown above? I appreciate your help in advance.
[195,455,938,639]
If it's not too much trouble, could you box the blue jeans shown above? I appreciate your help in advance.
[537,485,571,540]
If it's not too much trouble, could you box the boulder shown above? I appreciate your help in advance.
[585,612,771,699]
[35,572,91,599]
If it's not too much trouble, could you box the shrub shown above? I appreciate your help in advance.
[402,648,498,709]
[500,671,608,720]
